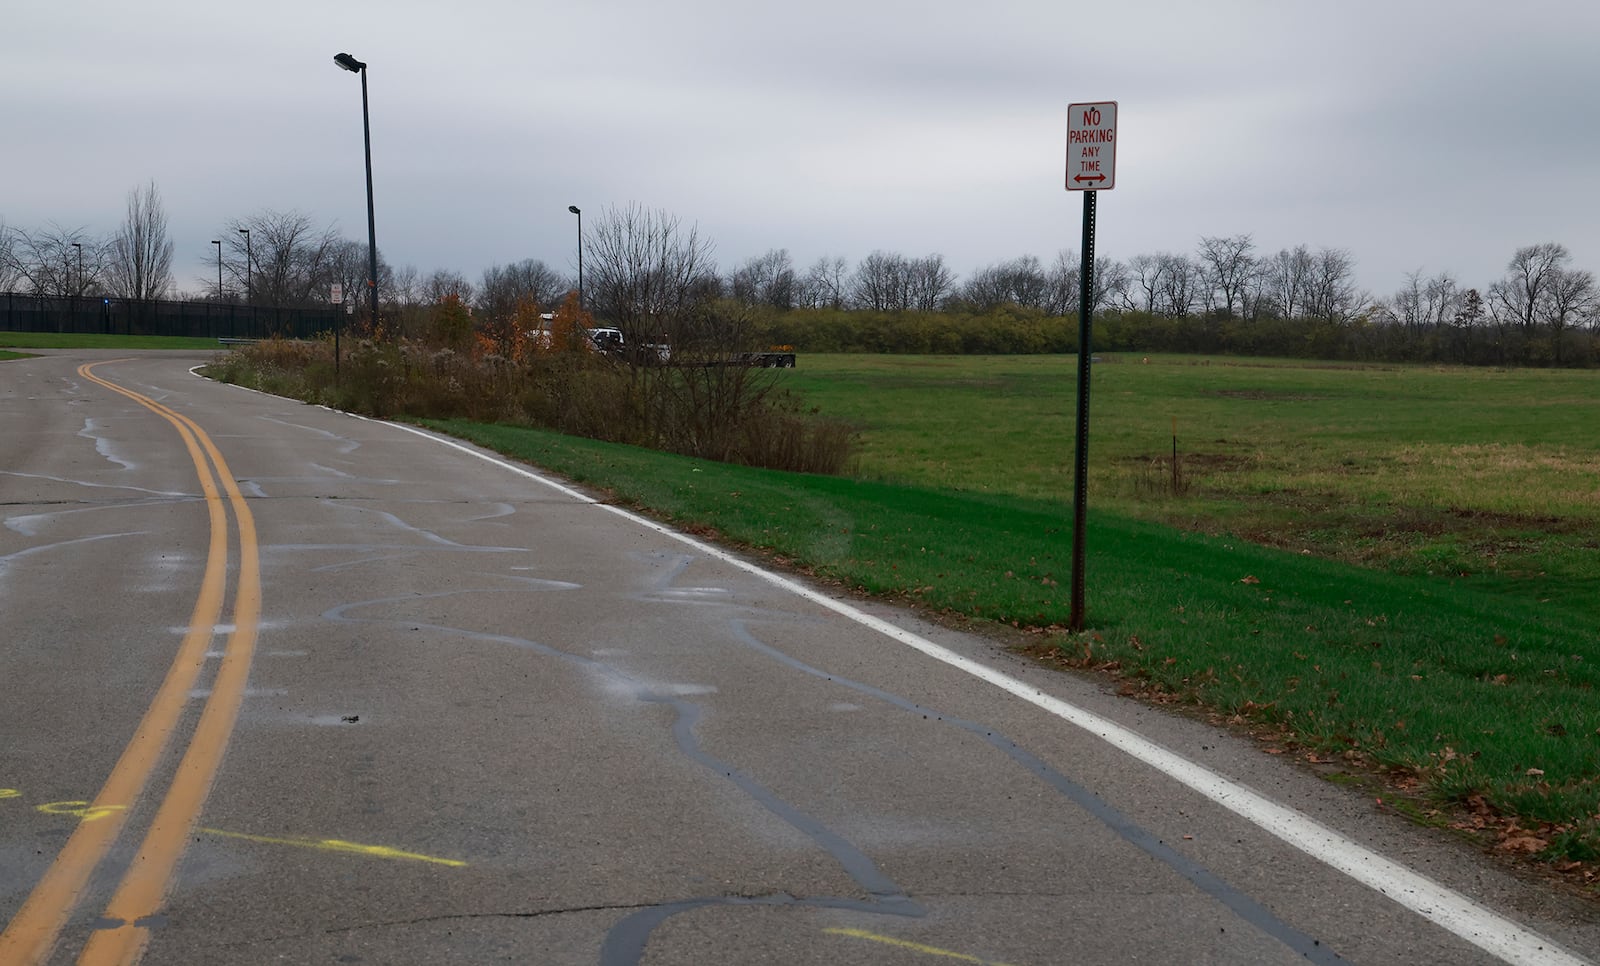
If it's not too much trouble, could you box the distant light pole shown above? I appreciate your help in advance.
[334,51,379,335]
[237,228,252,304]
[70,241,83,329]
[211,240,223,300]
[568,205,584,311]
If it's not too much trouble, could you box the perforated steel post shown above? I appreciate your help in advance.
[1069,189,1096,632]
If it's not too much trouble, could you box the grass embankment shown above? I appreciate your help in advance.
[432,354,1600,867]
[0,332,219,351]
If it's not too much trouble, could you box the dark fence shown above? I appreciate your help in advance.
[0,291,344,341]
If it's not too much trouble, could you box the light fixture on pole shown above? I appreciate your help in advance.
[211,240,223,300]
[568,205,584,311]
[237,228,252,304]
[334,51,379,336]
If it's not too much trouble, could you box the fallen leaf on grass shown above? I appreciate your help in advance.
[1240,575,1260,584]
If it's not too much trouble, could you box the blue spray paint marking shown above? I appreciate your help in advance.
[729,622,1344,965]
[600,894,919,966]
[324,594,925,966]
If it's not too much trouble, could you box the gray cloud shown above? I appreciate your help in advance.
[4,0,1596,303]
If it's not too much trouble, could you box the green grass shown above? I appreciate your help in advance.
[784,354,1600,621]
[0,332,220,351]
[423,353,1600,864]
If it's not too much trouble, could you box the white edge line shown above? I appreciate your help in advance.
[199,376,1586,966]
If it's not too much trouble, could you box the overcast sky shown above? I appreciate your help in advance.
[5,0,1597,302]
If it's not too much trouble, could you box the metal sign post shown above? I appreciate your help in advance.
[1065,101,1117,633]
[330,283,344,381]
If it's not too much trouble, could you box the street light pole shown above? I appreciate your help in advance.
[568,205,584,311]
[211,241,223,300]
[237,228,252,304]
[334,52,379,335]
[71,242,82,330]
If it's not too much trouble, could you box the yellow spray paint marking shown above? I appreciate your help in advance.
[12,786,465,869]
[199,828,468,868]
[35,802,128,824]
[824,927,1018,966]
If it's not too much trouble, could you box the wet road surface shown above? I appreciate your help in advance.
[2,351,1597,965]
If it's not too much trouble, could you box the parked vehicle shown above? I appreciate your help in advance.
[586,327,625,355]
[732,347,797,368]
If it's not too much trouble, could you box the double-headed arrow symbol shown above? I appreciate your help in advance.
[1073,173,1107,185]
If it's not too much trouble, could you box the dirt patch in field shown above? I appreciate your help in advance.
[1211,389,1328,401]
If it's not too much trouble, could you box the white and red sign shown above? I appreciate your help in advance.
[1066,101,1117,191]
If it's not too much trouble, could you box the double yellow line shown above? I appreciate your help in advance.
[0,361,261,966]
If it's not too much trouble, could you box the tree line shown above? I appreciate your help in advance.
[720,239,1599,367]
[7,188,1596,366]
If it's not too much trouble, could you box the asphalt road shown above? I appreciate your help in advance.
[2,349,1597,966]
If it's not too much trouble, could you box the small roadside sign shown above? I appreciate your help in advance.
[1066,101,1117,191]
[330,282,344,304]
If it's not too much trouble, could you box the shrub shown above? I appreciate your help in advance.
[211,327,856,476]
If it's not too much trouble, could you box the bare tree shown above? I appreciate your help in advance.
[1385,269,1461,338]
[1264,246,1315,319]
[1490,243,1569,338]
[729,249,797,310]
[9,224,104,297]
[847,252,953,312]
[906,254,954,311]
[1304,247,1364,323]
[479,259,567,320]
[1153,253,1202,318]
[0,219,20,292]
[1046,250,1079,316]
[222,210,342,307]
[1196,234,1255,317]
[1047,249,1125,317]
[424,269,474,305]
[106,180,174,301]
[387,265,420,307]
[585,202,718,346]
[850,250,907,311]
[382,263,426,337]
[959,256,1048,311]
[1544,262,1596,362]
[327,239,371,309]
[799,255,849,309]
[1124,253,1166,313]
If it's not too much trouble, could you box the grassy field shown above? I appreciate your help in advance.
[429,352,1600,868]
[0,332,220,351]
[785,354,1600,620]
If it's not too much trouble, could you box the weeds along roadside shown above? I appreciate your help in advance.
[206,333,857,475]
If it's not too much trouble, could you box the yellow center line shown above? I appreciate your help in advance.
[80,385,263,966]
[0,362,231,966]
